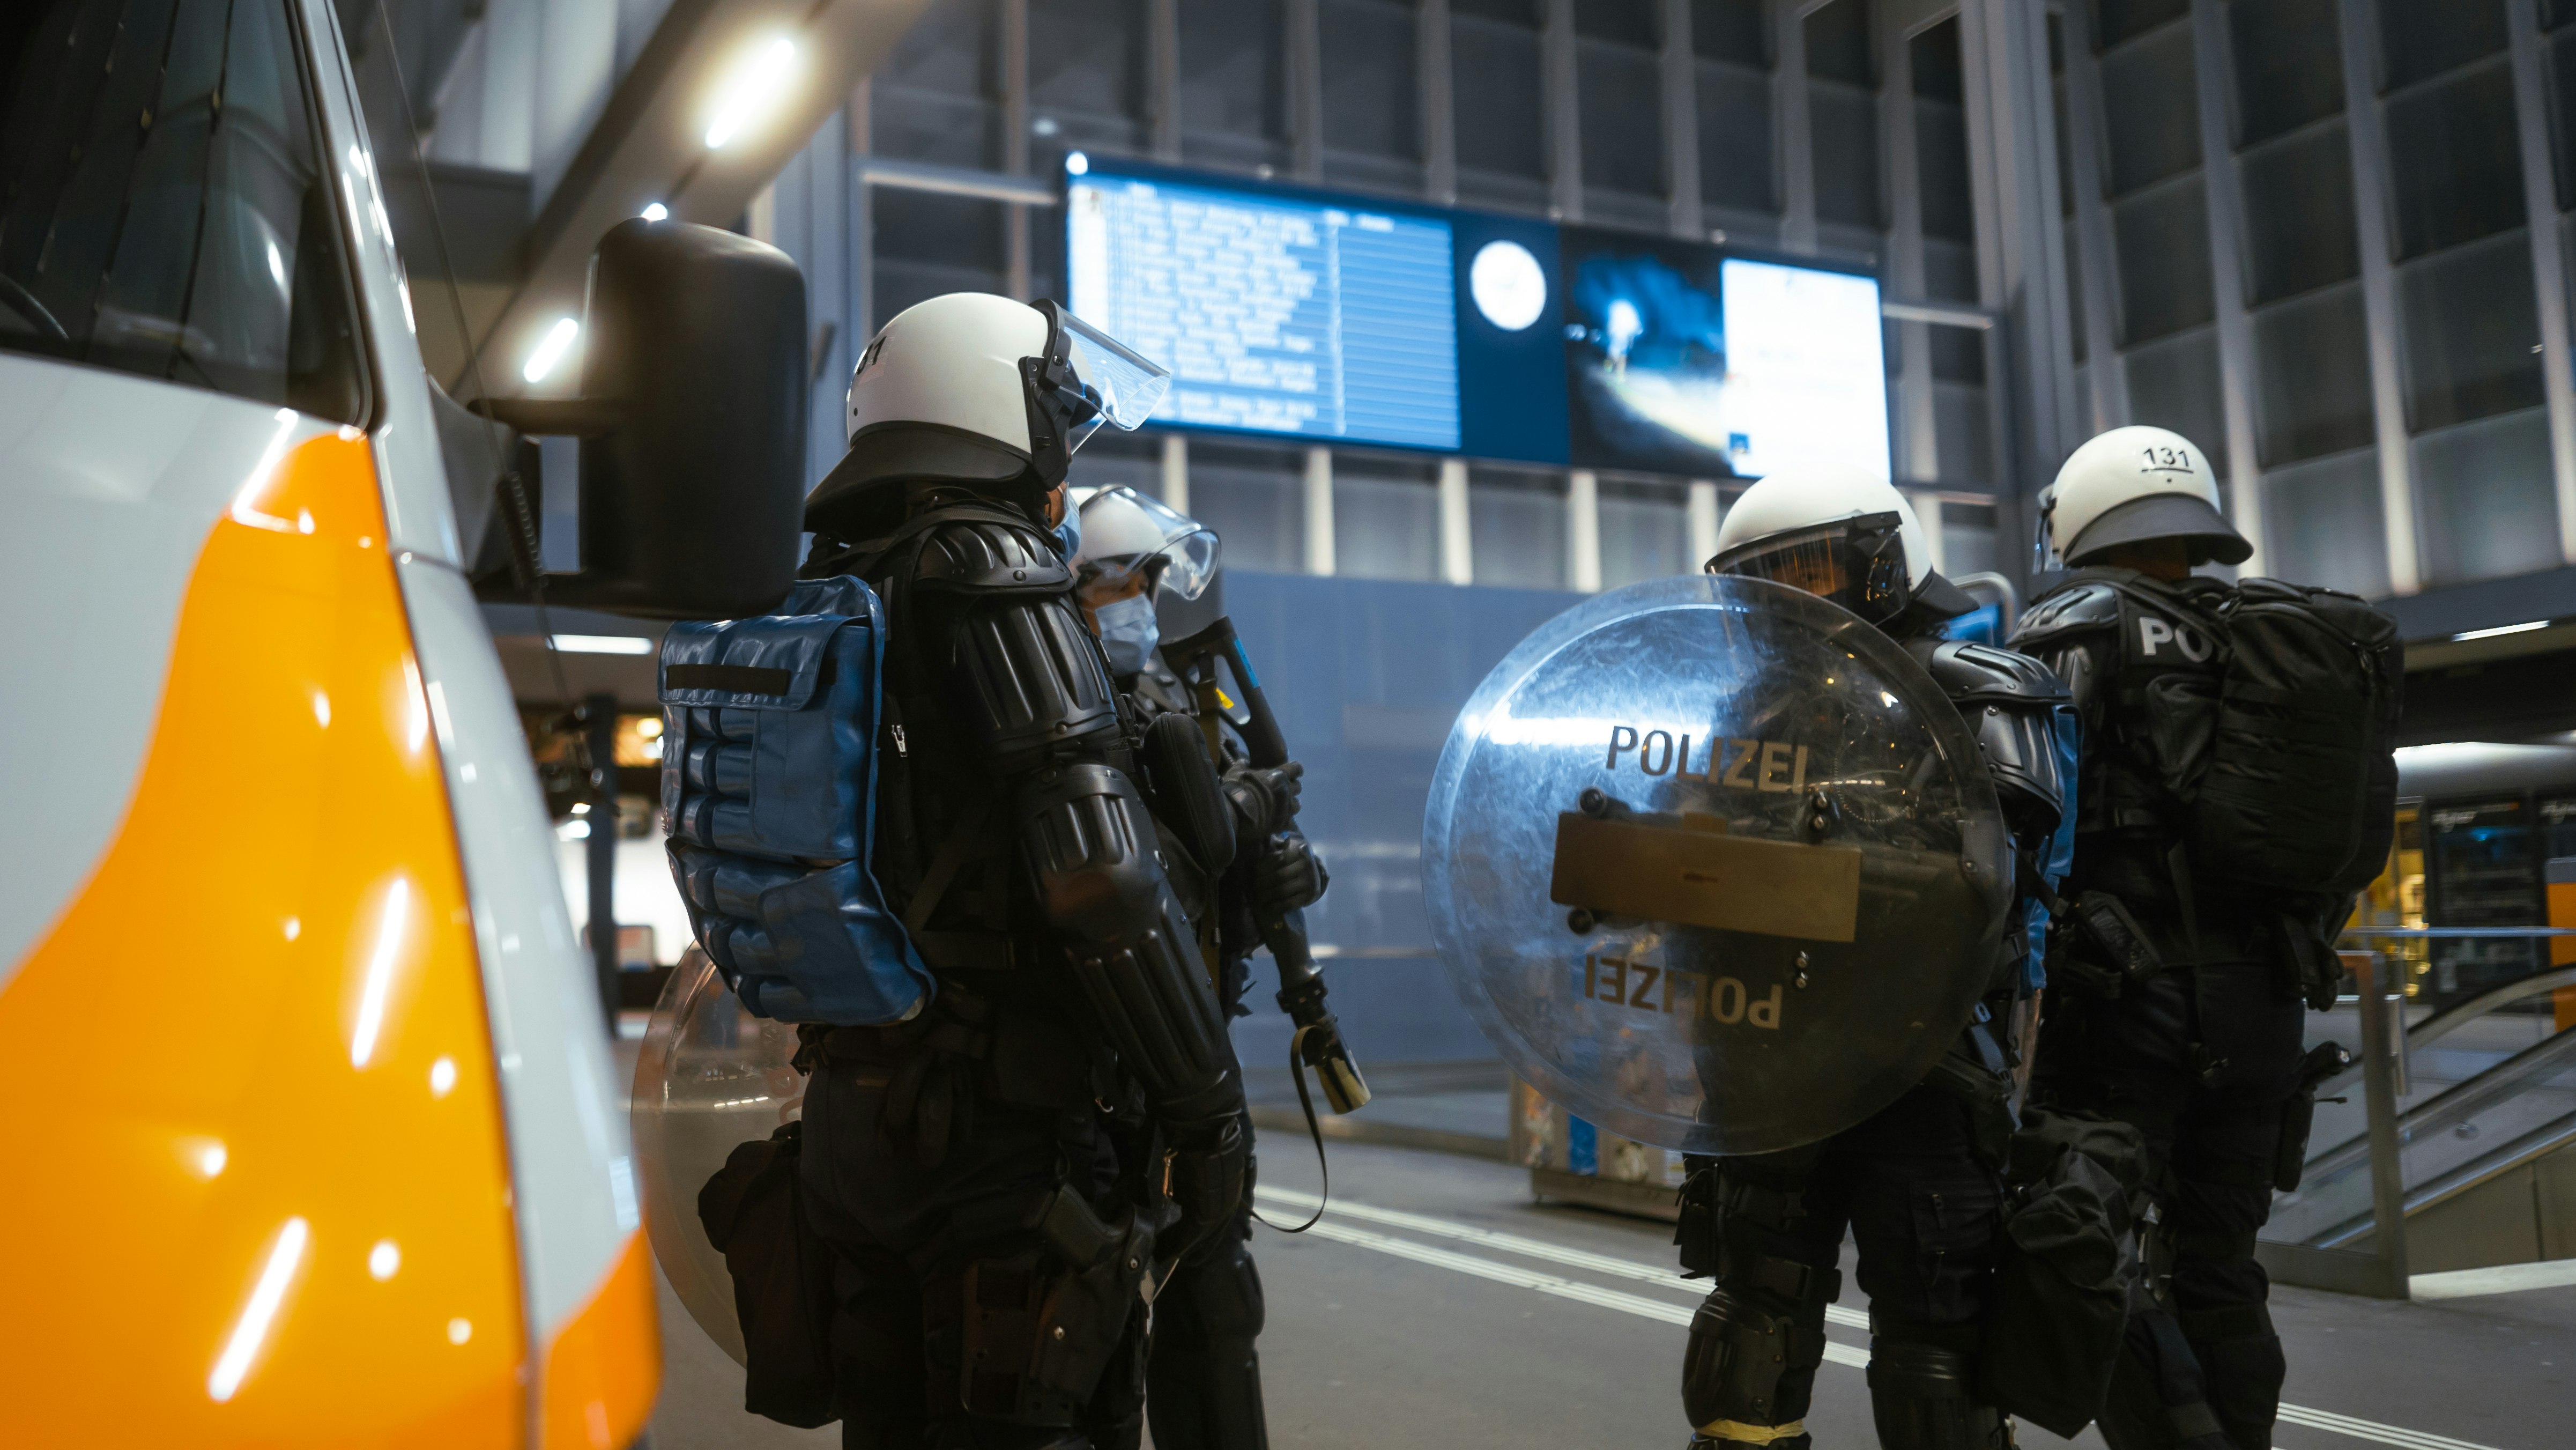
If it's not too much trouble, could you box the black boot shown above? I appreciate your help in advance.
[2180,1305,2285,1450]
[1865,1339,2015,1449]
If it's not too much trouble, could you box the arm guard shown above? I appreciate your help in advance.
[916,513,1243,1135]
[1019,763,1243,1135]
[1913,638,2073,851]
[2009,579,2122,737]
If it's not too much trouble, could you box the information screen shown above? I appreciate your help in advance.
[1066,170,1462,450]
[1558,228,1890,481]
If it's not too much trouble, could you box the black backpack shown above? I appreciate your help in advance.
[2189,579,2402,900]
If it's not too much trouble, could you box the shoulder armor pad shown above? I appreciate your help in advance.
[1917,639,2070,707]
[911,517,1073,595]
[2012,578,2122,644]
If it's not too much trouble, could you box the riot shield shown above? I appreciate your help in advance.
[630,946,806,1365]
[1423,574,2011,1157]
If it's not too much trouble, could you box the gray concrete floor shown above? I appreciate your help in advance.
[640,1133,2571,1450]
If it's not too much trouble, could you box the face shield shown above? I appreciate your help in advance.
[2031,483,2063,573]
[1706,510,1913,623]
[1022,301,1172,484]
[1074,485,1220,607]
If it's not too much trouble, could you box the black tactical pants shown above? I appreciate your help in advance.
[802,1050,1146,1450]
[1145,1106,1267,1450]
[1682,1084,2007,1448]
[2031,957,2304,1450]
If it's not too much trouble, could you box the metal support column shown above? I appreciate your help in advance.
[1289,0,1325,181]
[1773,0,1817,252]
[2508,0,2576,566]
[1687,480,1722,568]
[2057,0,2128,433]
[1544,0,1583,220]
[582,694,620,1029]
[1662,0,1703,239]
[1440,458,1474,585]
[1958,0,2077,556]
[1161,434,1190,514]
[1568,469,1602,591]
[1881,1,1941,485]
[1422,0,1458,204]
[1150,0,1183,162]
[1304,447,1337,575]
[2188,0,2266,574]
[2335,0,2421,595]
[851,79,875,342]
[1002,0,1031,300]
[2356,951,2414,1293]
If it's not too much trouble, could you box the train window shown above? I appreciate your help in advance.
[0,0,365,422]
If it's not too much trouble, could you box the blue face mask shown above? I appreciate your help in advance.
[1051,501,1081,560]
[1094,593,1160,676]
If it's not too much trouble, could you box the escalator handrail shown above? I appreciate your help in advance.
[2308,1109,2576,1249]
[2312,965,2576,1103]
[2298,1018,2576,1185]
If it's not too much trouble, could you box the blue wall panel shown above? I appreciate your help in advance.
[1220,570,1581,1064]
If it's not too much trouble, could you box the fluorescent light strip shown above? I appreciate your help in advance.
[548,634,655,655]
[1260,1187,2503,1450]
[2450,619,2550,642]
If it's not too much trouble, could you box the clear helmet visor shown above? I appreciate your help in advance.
[1706,512,1910,622]
[1057,309,1172,454]
[2031,484,2063,572]
[1075,485,1221,601]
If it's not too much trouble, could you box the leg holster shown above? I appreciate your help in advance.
[1865,1333,2014,1450]
[1145,1231,1269,1450]
[931,1187,1154,1429]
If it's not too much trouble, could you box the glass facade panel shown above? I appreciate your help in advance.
[1803,0,1873,87]
[1066,431,1163,496]
[1933,380,1995,486]
[1580,36,1667,203]
[1322,0,1420,167]
[1576,0,1660,46]
[2094,0,2190,50]
[2125,325,2230,476]
[1179,0,1289,171]
[872,191,1008,322]
[1812,83,1882,230]
[1941,501,2000,579]
[1335,456,1441,581]
[2112,175,2216,344]
[2415,409,2560,586]
[2397,228,2544,431]
[2377,0,2507,94]
[2227,0,2343,146]
[2238,122,2357,305]
[1454,8,1548,205]
[873,0,1000,168]
[1599,479,1690,589]
[1469,469,1567,587]
[1191,440,1306,573]
[1029,0,1149,155]
[2097,20,2201,196]
[2382,60,2526,262]
[2262,447,2389,597]
[2252,282,2374,464]
[1697,61,1776,213]
[1693,0,1768,66]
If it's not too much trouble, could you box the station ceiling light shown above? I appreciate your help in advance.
[522,317,580,383]
[640,202,669,221]
[704,36,800,150]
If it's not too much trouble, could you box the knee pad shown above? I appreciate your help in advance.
[1174,1238,1265,1342]
[1864,1340,2013,1450]
[1682,1282,1828,1434]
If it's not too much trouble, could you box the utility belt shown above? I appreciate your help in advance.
[797,983,1107,1167]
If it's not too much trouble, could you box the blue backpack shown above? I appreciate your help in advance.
[658,575,932,1023]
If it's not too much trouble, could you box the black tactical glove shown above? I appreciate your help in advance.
[1253,829,1330,916]
[1222,760,1305,839]
[1160,1116,1248,1264]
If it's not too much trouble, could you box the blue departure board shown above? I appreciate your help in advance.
[1065,169,1462,450]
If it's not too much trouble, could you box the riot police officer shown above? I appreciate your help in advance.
[792,293,1248,1450]
[2010,426,2325,1450]
[1071,486,1330,1450]
[1680,468,2071,1450]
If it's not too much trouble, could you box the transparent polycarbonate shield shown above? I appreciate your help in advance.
[1423,574,2012,1157]
[631,946,806,1366]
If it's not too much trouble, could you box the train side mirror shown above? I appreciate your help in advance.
[482,219,806,619]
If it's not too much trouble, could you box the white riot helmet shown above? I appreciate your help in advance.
[1072,486,1220,603]
[1706,465,1972,625]
[2038,425,2251,569]
[805,293,1171,536]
